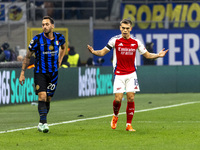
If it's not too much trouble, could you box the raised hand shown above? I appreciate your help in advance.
[158,48,169,57]
[87,45,94,54]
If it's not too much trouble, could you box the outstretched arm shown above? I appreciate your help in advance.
[143,48,169,59]
[87,45,110,56]
[19,50,34,86]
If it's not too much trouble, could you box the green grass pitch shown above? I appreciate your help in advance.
[0,93,200,150]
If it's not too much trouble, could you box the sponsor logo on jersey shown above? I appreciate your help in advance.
[43,51,58,55]
[131,44,136,46]
[118,47,136,52]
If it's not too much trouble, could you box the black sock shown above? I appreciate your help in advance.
[38,101,47,124]
[46,102,50,114]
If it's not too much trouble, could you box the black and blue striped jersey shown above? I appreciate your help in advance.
[29,32,65,73]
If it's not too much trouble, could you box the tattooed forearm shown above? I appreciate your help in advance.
[21,51,33,72]
[21,57,31,71]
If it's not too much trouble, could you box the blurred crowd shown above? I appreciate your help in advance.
[0,41,96,68]
[0,42,17,62]
[29,0,115,20]
[0,0,155,67]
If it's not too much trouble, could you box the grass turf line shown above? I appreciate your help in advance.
[0,101,199,134]
[1,93,200,150]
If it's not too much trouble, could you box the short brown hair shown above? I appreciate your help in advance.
[43,16,54,24]
[120,19,132,26]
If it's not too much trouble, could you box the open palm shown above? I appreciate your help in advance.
[158,48,169,57]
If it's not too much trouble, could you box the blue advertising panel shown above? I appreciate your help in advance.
[94,29,200,66]
[0,4,5,21]
[121,2,200,29]
[93,30,120,66]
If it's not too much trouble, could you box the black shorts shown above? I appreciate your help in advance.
[34,71,58,97]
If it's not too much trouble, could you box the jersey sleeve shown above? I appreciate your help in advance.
[104,37,115,51]
[59,34,65,46]
[28,36,39,52]
[136,39,147,55]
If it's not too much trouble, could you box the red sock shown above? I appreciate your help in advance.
[113,100,121,116]
[126,101,135,124]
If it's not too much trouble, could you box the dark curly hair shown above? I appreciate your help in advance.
[43,16,54,24]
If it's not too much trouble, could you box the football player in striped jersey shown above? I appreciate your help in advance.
[19,16,66,133]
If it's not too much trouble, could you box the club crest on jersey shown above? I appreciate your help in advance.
[56,41,59,45]
[36,85,40,90]
[49,45,54,50]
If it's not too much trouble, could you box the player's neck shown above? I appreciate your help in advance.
[44,32,54,40]
[123,36,130,40]
[122,35,130,40]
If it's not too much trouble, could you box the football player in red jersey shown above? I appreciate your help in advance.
[87,19,168,131]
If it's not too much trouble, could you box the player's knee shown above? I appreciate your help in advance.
[38,92,47,102]
[39,96,46,102]
[115,99,121,103]
[127,96,134,102]
[115,96,123,103]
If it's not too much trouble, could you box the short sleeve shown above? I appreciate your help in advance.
[105,37,116,51]
[28,36,39,52]
[59,34,65,46]
[136,39,147,55]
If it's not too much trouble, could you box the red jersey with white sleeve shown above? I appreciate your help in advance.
[105,34,147,75]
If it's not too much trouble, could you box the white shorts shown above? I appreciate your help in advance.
[113,71,140,93]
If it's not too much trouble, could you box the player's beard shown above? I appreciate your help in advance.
[44,28,51,36]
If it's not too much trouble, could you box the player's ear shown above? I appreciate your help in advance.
[119,25,122,31]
